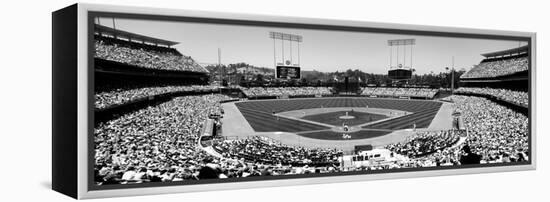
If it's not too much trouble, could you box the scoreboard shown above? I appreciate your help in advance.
[388,68,412,80]
[276,66,301,79]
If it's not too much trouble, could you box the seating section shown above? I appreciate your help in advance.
[94,94,231,184]
[93,94,529,184]
[384,95,528,167]
[240,87,333,97]
[95,39,208,73]
[361,87,438,99]
[213,136,342,166]
[455,87,528,107]
[451,95,528,164]
[461,56,528,79]
[95,85,221,109]
[386,130,461,157]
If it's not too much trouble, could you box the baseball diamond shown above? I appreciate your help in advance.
[234,97,441,133]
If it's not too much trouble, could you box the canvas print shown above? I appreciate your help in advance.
[92,16,530,187]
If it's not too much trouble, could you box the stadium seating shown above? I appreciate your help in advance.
[213,136,342,166]
[455,87,528,107]
[416,88,439,98]
[360,87,438,99]
[95,85,221,109]
[384,95,528,167]
[240,87,333,97]
[385,130,460,157]
[461,56,528,79]
[94,94,231,184]
[94,93,529,184]
[452,95,528,164]
[95,39,208,73]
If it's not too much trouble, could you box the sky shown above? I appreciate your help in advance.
[97,17,526,75]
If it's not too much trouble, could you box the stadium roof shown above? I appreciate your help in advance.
[94,24,179,47]
[481,45,528,58]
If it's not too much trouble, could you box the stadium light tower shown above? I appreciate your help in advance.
[269,31,303,67]
[387,39,416,83]
[269,32,303,80]
[388,39,415,70]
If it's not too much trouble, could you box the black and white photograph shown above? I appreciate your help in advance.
[5,0,550,200]
[91,15,531,188]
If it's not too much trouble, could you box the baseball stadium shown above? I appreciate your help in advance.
[92,18,530,186]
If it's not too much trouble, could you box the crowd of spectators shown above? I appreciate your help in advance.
[416,88,439,98]
[95,85,222,109]
[452,95,529,164]
[95,39,208,73]
[94,93,529,184]
[461,56,528,79]
[213,136,342,166]
[94,93,343,184]
[386,95,528,167]
[240,87,333,97]
[385,130,460,158]
[455,87,528,107]
[94,94,231,184]
[353,95,528,169]
[392,88,419,97]
[361,87,439,99]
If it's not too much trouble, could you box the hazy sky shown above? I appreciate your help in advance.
[97,17,526,75]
